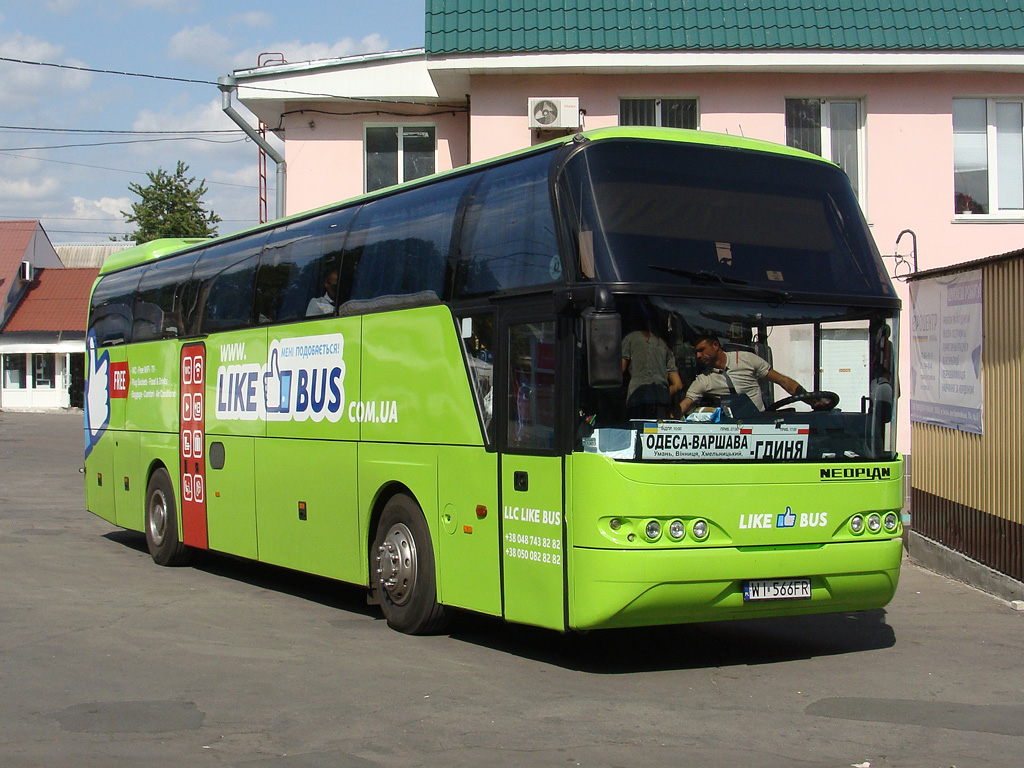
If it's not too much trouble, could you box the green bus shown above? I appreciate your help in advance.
[84,127,903,634]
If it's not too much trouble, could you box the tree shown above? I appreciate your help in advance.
[120,161,221,243]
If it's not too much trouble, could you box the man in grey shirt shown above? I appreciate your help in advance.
[678,334,808,415]
[621,329,683,419]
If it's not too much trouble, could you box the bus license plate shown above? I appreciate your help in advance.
[743,578,812,601]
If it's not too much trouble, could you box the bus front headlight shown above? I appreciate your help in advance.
[668,520,685,540]
[645,520,661,541]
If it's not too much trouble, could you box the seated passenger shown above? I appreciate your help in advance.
[679,334,808,415]
[306,269,339,316]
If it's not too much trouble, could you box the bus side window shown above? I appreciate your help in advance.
[344,174,469,303]
[188,232,267,335]
[256,210,351,324]
[89,268,142,346]
[455,151,561,298]
[458,314,496,440]
[131,250,201,341]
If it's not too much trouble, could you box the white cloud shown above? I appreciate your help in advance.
[71,196,133,219]
[167,24,231,62]
[133,97,245,134]
[40,0,79,13]
[232,34,390,70]
[166,26,392,75]
[0,175,60,199]
[207,165,260,189]
[231,11,273,28]
[124,0,198,11]
[0,33,92,109]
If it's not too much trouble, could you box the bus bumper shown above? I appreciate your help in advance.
[568,537,903,630]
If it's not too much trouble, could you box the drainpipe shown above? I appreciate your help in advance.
[217,75,286,220]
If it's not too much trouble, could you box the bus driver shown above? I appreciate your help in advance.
[678,334,810,415]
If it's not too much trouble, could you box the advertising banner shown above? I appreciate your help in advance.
[910,269,983,433]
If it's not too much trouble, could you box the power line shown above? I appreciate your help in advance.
[0,54,469,108]
[0,215,255,223]
[0,55,216,86]
[0,136,249,151]
[0,150,260,189]
[0,125,242,135]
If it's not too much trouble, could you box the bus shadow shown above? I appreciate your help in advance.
[447,609,895,673]
[103,530,376,618]
[103,530,894,670]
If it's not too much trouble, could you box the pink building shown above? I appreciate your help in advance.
[230,2,1024,452]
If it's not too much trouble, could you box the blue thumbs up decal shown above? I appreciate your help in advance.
[84,331,110,457]
[776,507,797,528]
[263,347,292,414]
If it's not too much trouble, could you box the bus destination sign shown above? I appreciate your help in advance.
[639,423,810,461]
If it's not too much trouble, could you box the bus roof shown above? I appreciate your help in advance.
[98,237,212,275]
[98,127,831,275]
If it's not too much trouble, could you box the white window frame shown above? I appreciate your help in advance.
[363,123,437,193]
[953,97,1024,220]
[786,97,866,209]
[618,97,699,129]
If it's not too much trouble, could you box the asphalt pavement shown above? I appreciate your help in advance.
[1,410,1022,768]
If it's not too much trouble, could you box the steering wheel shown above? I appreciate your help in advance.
[770,390,839,412]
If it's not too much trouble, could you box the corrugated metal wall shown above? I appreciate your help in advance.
[911,255,1024,582]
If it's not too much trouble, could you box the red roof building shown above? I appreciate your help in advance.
[2,268,98,334]
[0,221,92,411]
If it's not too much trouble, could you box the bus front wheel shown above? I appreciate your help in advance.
[371,494,449,635]
[145,468,190,567]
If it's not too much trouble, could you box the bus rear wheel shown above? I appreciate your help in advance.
[145,468,190,567]
[371,494,449,635]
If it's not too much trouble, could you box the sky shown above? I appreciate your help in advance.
[0,0,426,244]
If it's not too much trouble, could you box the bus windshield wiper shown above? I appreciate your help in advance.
[647,264,792,302]
[648,265,749,285]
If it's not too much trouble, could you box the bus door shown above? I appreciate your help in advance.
[498,308,566,630]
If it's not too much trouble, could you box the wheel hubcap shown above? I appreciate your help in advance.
[148,490,167,546]
[376,523,417,605]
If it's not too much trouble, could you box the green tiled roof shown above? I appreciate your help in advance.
[425,1,1024,55]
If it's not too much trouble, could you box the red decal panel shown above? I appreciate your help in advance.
[180,344,208,549]
[110,362,130,399]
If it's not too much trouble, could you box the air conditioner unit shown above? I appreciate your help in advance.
[21,261,33,281]
[528,97,580,129]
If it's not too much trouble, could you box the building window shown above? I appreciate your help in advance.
[954,98,1024,215]
[3,354,27,389]
[33,354,54,388]
[619,98,697,129]
[365,125,436,193]
[786,98,862,200]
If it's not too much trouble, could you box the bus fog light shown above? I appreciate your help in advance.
[609,518,621,531]
[883,512,899,532]
[668,520,685,540]
[645,520,661,540]
[867,514,882,533]
[850,515,864,534]
[691,519,708,540]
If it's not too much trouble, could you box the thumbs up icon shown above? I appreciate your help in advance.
[84,332,111,454]
[777,507,797,528]
[263,347,292,414]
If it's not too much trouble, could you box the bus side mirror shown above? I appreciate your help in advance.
[583,307,622,388]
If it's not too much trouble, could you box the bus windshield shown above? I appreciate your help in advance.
[558,138,894,300]
[577,294,897,462]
